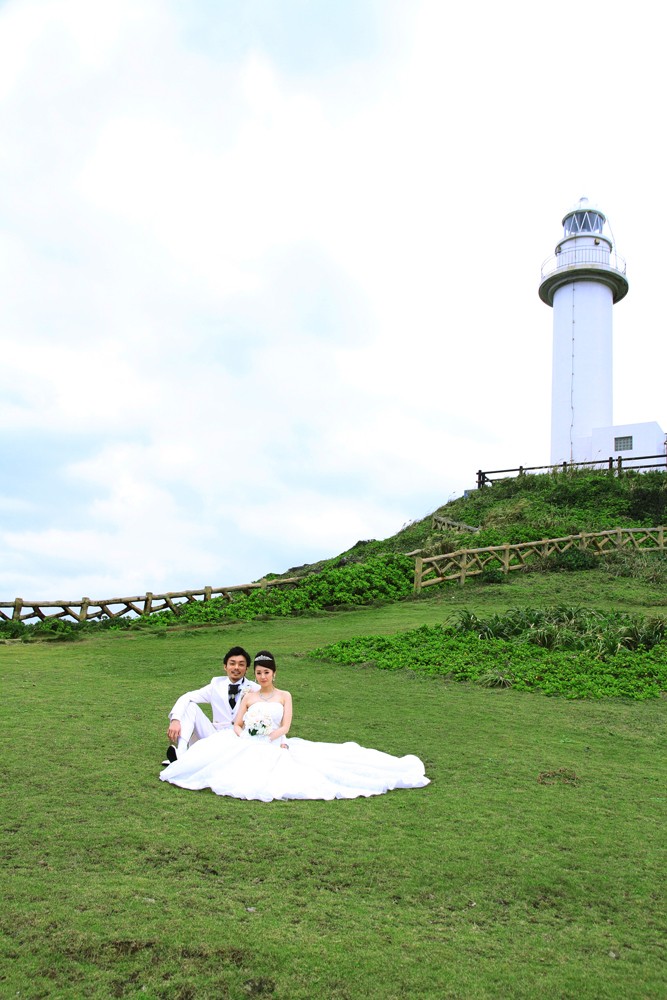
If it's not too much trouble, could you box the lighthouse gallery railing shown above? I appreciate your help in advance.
[541,246,627,280]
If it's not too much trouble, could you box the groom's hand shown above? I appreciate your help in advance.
[167,720,181,743]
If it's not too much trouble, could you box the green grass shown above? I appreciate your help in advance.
[2,600,666,999]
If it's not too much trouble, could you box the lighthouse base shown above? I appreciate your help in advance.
[591,422,666,465]
[555,421,666,467]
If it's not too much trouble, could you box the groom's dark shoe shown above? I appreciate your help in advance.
[162,745,178,766]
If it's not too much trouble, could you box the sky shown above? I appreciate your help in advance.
[1,0,666,601]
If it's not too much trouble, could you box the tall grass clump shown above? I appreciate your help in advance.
[600,549,667,584]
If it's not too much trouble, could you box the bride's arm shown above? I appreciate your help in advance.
[233,694,252,736]
[268,691,293,744]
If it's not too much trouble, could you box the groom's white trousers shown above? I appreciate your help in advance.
[176,704,230,752]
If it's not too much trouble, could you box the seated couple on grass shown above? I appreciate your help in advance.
[161,646,430,802]
[163,646,269,763]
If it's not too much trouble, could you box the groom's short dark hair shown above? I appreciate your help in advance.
[223,646,251,668]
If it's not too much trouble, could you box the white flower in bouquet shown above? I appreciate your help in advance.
[244,704,275,737]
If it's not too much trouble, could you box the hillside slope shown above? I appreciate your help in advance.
[4,470,666,640]
[279,468,667,577]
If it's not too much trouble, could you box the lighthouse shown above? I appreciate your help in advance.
[539,197,629,465]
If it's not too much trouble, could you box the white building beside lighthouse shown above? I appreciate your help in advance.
[539,197,664,466]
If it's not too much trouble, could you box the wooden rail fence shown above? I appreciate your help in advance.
[413,527,666,592]
[431,515,480,534]
[0,577,300,624]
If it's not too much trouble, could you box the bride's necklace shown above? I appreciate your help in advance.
[259,689,276,701]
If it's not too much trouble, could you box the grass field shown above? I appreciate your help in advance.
[2,577,666,998]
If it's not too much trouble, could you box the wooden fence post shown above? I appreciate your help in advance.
[78,598,90,624]
[459,552,467,587]
[414,557,423,594]
[204,586,212,602]
[12,598,23,621]
[502,544,510,575]
[659,527,664,551]
[144,592,153,616]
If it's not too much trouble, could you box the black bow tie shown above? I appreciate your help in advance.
[228,683,241,708]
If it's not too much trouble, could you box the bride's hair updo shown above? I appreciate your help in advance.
[253,650,276,673]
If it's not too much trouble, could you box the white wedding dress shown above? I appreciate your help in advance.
[159,702,429,801]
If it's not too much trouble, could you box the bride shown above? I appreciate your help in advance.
[159,650,430,802]
[232,651,293,749]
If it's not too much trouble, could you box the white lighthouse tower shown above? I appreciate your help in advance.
[539,197,629,465]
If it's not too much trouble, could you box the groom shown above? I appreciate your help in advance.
[163,645,259,764]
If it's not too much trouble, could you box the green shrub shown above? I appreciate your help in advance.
[443,470,667,542]
[312,606,667,699]
[153,554,414,627]
[0,619,27,639]
[530,548,600,573]
[477,567,507,585]
[627,471,667,523]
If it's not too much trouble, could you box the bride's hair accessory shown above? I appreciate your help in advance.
[253,650,277,672]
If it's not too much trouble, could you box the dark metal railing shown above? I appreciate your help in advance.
[477,454,667,489]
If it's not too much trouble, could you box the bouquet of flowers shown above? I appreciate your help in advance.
[244,704,275,737]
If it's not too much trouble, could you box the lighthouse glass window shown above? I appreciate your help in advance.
[614,436,633,452]
[564,211,604,235]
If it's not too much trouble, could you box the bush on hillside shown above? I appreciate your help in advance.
[312,607,667,699]
[626,472,667,523]
[153,554,414,626]
[442,470,667,542]
[527,548,600,573]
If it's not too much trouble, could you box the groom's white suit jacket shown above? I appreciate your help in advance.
[169,676,260,730]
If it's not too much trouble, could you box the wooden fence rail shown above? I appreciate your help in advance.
[0,577,301,624]
[413,527,666,592]
[431,515,480,534]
